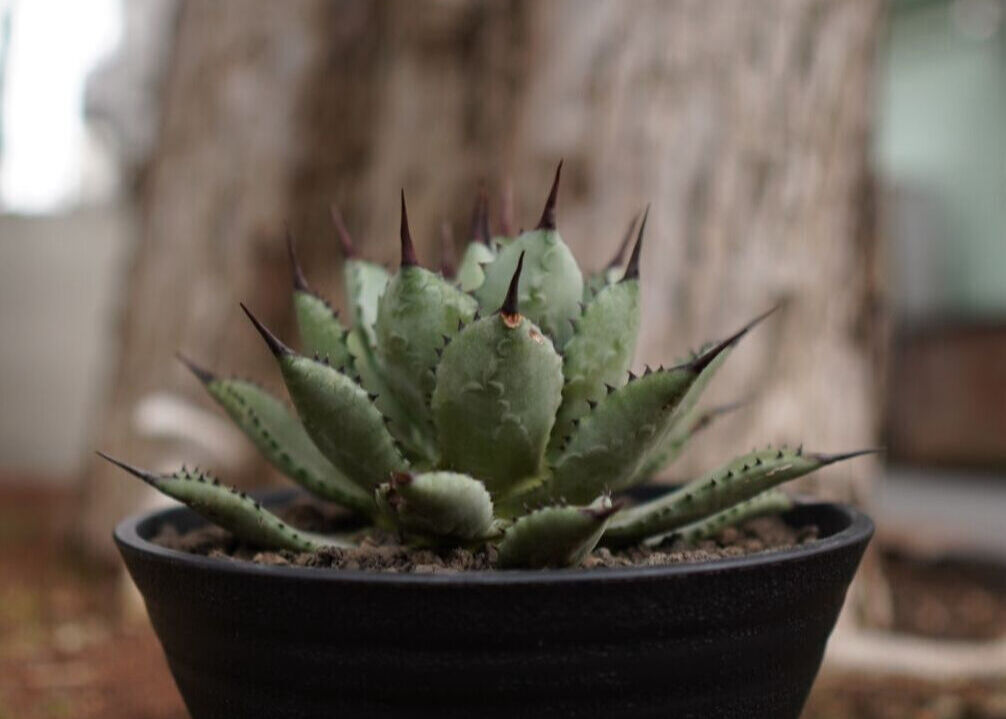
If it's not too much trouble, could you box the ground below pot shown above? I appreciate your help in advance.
[115,490,873,719]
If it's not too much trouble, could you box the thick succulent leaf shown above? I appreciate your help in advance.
[474,229,584,347]
[497,496,619,568]
[659,340,732,432]
[198,373,374,514]
[344,258,389,349]
[602,448,879,548]
[633,399,747,483]
[622,343,735,493]
[549,279,640,450]
[244,305,408,490]
[376,471,495,541]
[432,312,563,495]
[623,307,778,488]
[376,265,478,433]
[346,328,437,463]
[98,455,348,551]
[474,164,583,347]
[545,366,701,505]
[293,290,353,368]
[650,489,793,547]
[279,353,408,490]
[457,241,495,292]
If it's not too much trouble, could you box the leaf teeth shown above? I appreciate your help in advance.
[286,229,310,292]
[329,203,356,258]
[621,204,648,281]
[176,352,216,385]
[536,160,562,231]
[241,303,292,357]
[399,189,419,268]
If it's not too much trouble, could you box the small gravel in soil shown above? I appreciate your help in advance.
[153,499,819,573]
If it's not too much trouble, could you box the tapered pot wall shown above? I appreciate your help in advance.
[116,492,872,719]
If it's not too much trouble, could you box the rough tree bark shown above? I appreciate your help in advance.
[81,0,885,568]
[79,2,334,560]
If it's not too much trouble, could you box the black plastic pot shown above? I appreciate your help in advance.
[115,490,872,719]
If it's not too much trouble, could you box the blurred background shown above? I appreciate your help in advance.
[0,0,1003,717]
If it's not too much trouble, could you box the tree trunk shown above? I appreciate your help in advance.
[78,1,335,561]
[80,0,885,564]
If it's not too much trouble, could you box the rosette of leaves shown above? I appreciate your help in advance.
[101,165,875,568]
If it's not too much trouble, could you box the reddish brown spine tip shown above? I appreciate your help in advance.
[390,471,413,487]
[687,304,781,374]
[812,448,885,465]
[95,451,159,486]
[470,182,491,245]
[400,190,419,268]
[329,203,356,258]
[621,204,648,281]
[606,211,639,269]
[536,160,563,231]
[176,352,216,385]
[240,303,292,357]
[286,229,310,292]
[499,251,526,318]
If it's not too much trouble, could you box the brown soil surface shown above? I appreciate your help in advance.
[885,550,1006,641]
[152,497,818,571]
[803,673,1006,719]
[1,482,1003,719]
[0,483,187,719]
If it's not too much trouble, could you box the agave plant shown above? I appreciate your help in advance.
[100,164,875,569]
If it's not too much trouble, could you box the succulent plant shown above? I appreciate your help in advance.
[100,164,876,569]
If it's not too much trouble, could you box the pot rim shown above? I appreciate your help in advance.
[114,492,873,586]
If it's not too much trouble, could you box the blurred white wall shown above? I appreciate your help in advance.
[0,0,172,481]
[0,207,133,478]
